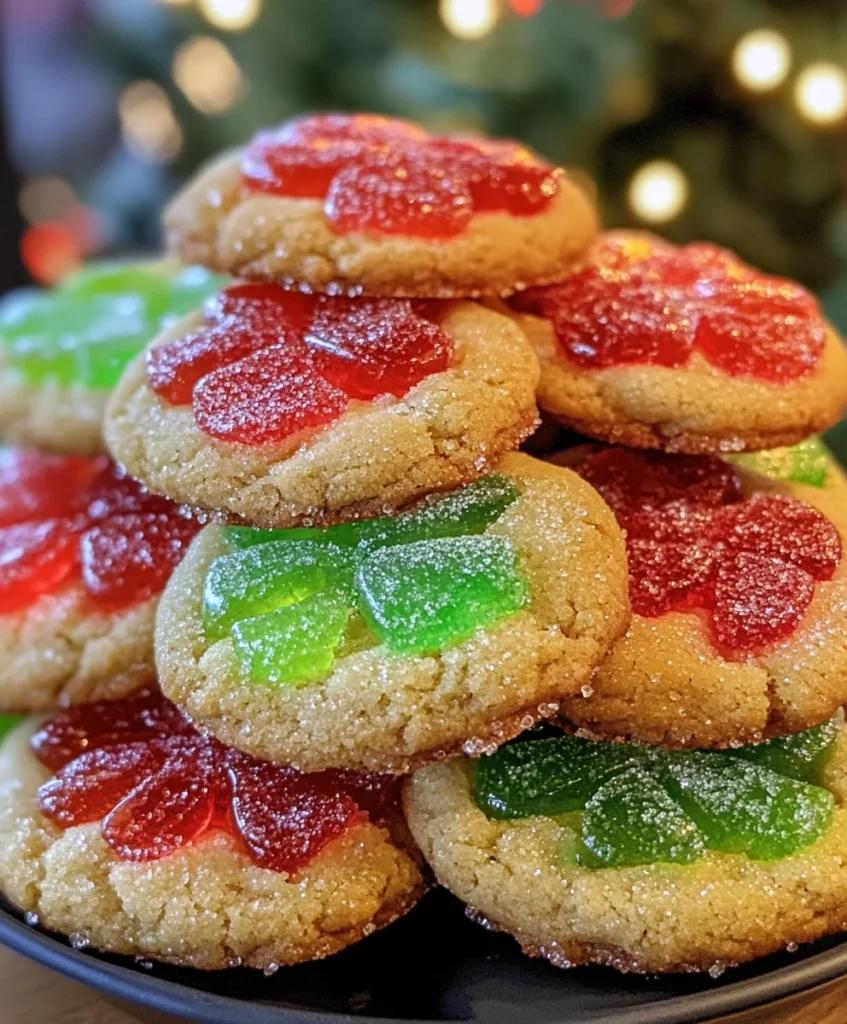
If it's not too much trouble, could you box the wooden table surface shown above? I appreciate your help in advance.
[4,943,847,1024]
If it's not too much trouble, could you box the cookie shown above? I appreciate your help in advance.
[552,444,847,748]
[0,261,223,456]
[155,454,630,773]
[507,231,847,454]
[163,113,597,298]
[0,449,199,711]
[0,692,425,970]
[105,288,541,529]
[405,720,847,974]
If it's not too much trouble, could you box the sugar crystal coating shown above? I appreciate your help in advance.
[205,475,525,682]
[473,723,838,868]
[509,230,826,383]
[146,283,453,446]
[579,448,841,657]
[0,450,199,614]
[728,438,831,489]
[32,690,400,872]
[0,263,223,390]
[241,113,560,238]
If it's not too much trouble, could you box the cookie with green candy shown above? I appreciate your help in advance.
[549,443,847,749]
[404,718,847,973]
[155,454,630,773]
[0,261,223,456]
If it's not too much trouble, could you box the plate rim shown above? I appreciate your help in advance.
[1,904,847,1024]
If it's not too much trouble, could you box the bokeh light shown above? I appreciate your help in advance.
[198,0,262,31]
[173,36,247,115]
[118,81,183,163]
[18,176,77,226]
[439,0,499,40]
[20,223,81,285]
[794,63,847,125]
[732,29,792,93]
[628,160,690,223]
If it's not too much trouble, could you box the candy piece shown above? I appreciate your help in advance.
[101,738,216,862]
[34,689,399,872]
[325,159,474,238]
[727,716,840,784]
[579,448,841,657]
[473,734,643,820]
[222,475,519,553]
[0,715,23,742]
[580,766,705,869]
[664,753,833,861]
[80,512,200,606]
[473,727,837,868]
[193,344,349,445]
[203,541,353,639]
[241,114,559,237]
[356,535,528,654]
[0,449,95,526]
[305,298,451,398]
[510,232,826,382]
[232,593,351,685]
[226,750,363,873]
[727,438,831,489]
[1,263,223,390]
[0,521,79,614]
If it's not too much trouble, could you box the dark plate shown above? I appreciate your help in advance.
[3,888,847,1024]
[3,428,847,1023]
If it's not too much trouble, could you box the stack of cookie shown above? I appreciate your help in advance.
[0,113,846,979]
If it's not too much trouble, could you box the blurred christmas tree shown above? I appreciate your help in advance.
[73,0,847,318]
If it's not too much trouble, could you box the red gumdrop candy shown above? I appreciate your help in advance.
[31,689,187,771]
[226,751,365,873]
[80,512,200,606]
[241,114,427,198]
[81,460,172,519]
[710,552,817,655]
[0,521,80,614]
[306,298,452,399]
[0,450,95,527]
[579,448,741,520]
[717,493,842,580]
[193,343,348,445]
[427,137,560,216]
[101,738,216,862]
[38,743,167,827]
[695,279,826,383]
[325,158,474,238]
[147,284,316,406]
[627,536,716,618]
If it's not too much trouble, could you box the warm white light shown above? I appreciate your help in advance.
[439,0,499,40]
[794,63,847,125]
[628,160,690,224]
[198,0,261,31]
[118,81,183,163]
[732,29,791,92]
[173,36,246,114]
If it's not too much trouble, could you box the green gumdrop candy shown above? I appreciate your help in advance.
[728,438,831,489]
[473,735,645,820]
[0,263,223,390]
[726,717,840,784]
[356,535,528,655]
[203,541,354,640]
[663,753,834,861]
[222,476,520,553]
[579,765,706,869]
[0,715,24,743]
[232,593,350,685]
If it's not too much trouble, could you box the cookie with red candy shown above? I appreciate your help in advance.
[105,284,540,529]
[163,113,597,298]
[0,692,424,969]
[0,449,199,710]
[509,231,847,454]
[551,444,847,749]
